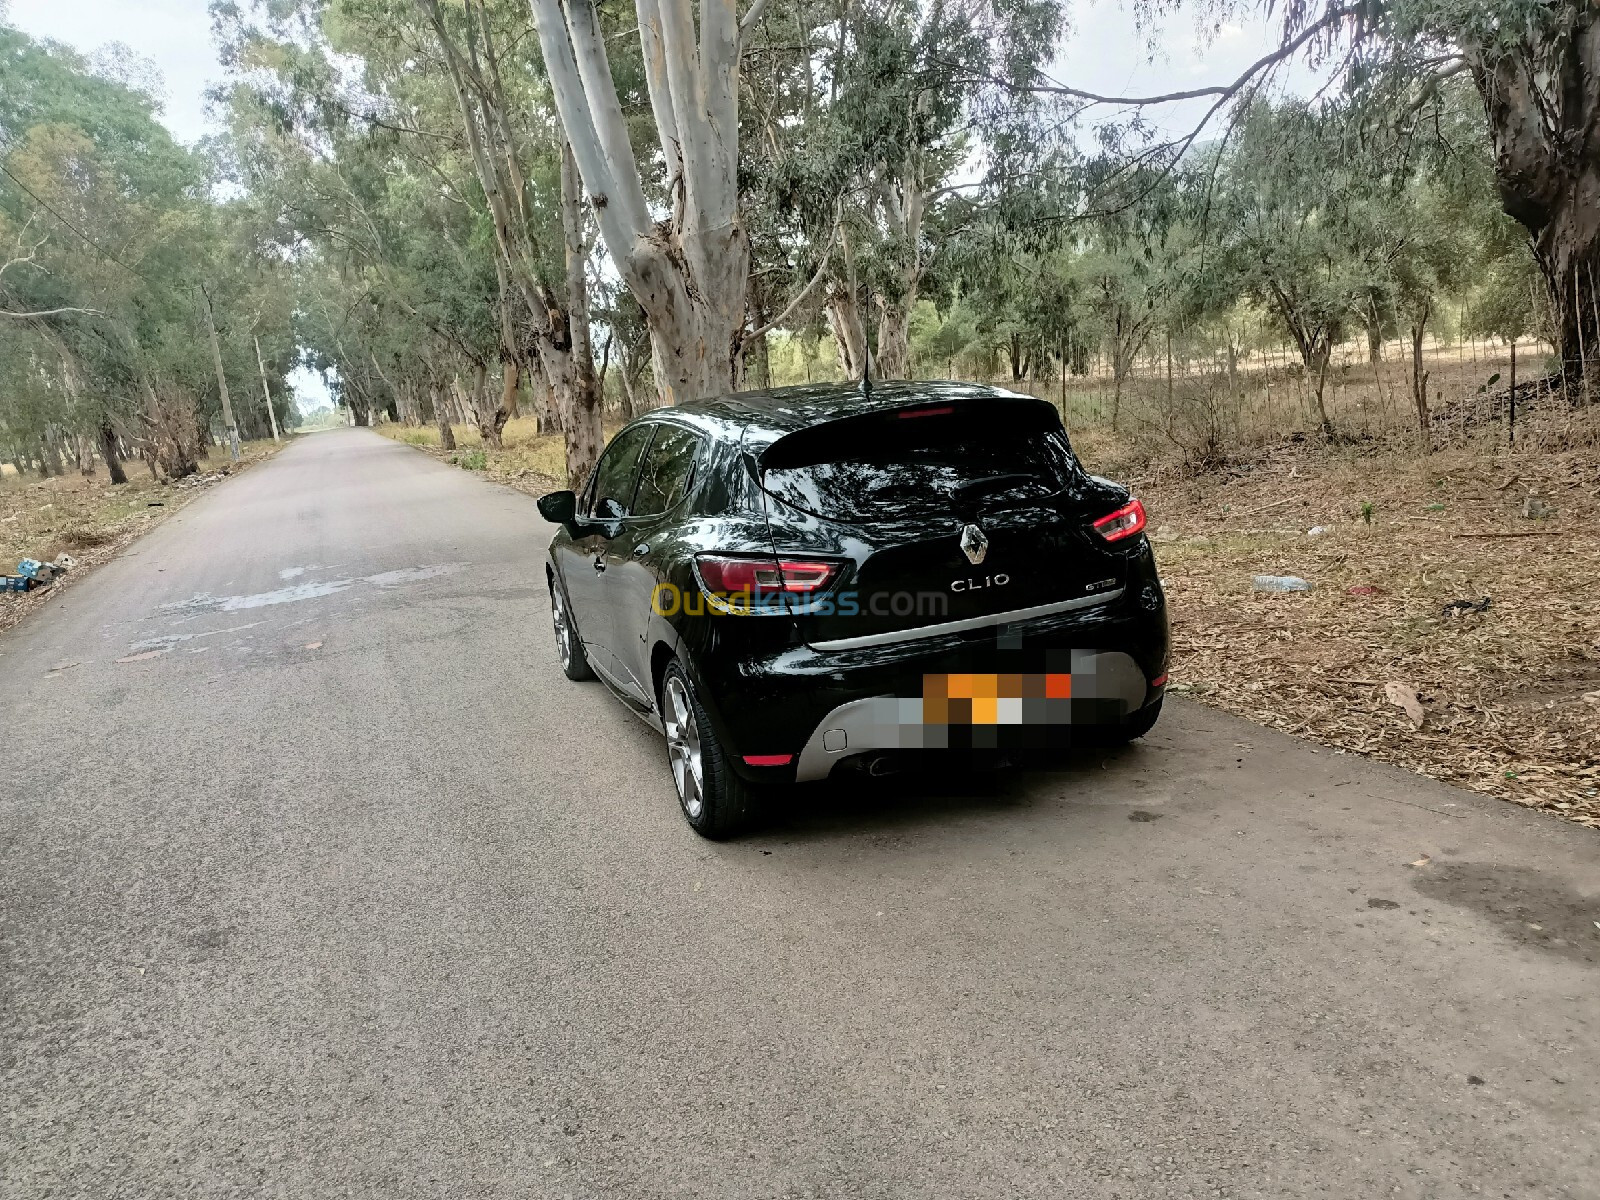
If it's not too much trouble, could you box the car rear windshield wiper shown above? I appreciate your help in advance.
[949,473,1055,510]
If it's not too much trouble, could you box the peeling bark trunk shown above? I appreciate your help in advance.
[827,286,868,379]
[559,139,604,488]
[746,280,771,391]
[1410,306,1431,452]
[475,359,514,450]
[541,340,601,490]
[99,421,127,485]
[530,0,749,406]
[432,384,456,451]
[872,153,924,383]
[1469,9,1600,378]
[143,382,197,479]
[875,299,911,381]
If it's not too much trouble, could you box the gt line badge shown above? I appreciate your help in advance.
[960,523,989,566]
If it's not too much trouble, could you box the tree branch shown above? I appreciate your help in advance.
[1019,4,1363,107]
[738,0,771,41]
[0,306,104,320]
[742,218,840,345]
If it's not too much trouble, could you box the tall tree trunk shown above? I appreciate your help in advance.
[432,384,456,451]
[875,299,910,381]
[254,336,282,442]
[201,287,241,461]
[476,359,515,450]
[1469,11,1600,378]
[527,348,562,434]
[1311,344,1334,440]
[1507,339,1518,444]
[99,421,127,485]
[1410,307,1431,453]
[144,381,198,479]
[618,358,640,420]
[873,154,923,383]
[746,279,772,391]
[827,286,868,379]
[558,139,604,489]
[531,0,749,405]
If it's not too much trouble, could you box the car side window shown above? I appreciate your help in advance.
[632,425,702,518]
[585,425,652,518]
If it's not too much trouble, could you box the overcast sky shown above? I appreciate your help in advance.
[10,0,1295,149]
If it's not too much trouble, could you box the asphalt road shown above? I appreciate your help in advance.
[3,428,1597,1200]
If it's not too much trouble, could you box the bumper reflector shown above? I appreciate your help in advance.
[1150,673,1169,688]
[743,754,794,767]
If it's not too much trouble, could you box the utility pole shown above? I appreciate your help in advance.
[254,335,281,443]
[201,287,241,461]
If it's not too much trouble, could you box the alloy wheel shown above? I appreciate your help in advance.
[551,584,572,670]
[663,675,704,819]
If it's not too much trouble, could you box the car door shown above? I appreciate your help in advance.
[563,424,652,683]
[603,423,704,703]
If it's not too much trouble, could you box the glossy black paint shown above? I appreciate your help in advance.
[542,381,1170,782]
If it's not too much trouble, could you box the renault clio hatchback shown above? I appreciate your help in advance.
[538,382,1170,838]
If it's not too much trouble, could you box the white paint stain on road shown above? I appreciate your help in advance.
[155,564,465,622]
[365,564,457,588]
[222,579,355,610]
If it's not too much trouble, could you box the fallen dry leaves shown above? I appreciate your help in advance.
[1135,440,1600,828]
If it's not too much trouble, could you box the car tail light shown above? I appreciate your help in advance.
[1093,498,1146,543]
[694,554,843,595]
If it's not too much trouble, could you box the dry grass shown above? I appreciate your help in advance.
[380,416,568,496]
[0,439,286,638]
[1092,430,1600,826]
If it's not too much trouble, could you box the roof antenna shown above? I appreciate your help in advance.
[860,282,873,397]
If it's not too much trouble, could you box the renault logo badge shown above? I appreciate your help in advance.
[960,524,989,566]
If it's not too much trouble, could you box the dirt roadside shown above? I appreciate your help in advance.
[0,441,287,639]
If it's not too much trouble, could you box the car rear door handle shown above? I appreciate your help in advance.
[592,555,606,573]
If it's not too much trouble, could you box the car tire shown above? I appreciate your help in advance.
[660,660,752,839]
[550,574,595,681]
[1111,697,1163,743]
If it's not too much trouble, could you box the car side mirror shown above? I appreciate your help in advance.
[538,490,577,526]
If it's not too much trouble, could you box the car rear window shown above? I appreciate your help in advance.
[759,411,1081,523]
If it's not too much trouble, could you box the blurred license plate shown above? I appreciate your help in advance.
[923,673,1072,726]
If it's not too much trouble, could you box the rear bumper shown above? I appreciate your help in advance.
[791,649,1153,781]
[691,590,1169,783]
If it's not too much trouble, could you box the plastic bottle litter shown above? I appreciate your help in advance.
[1253,574,1312,592]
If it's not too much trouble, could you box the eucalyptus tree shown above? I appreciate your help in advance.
[752,0,1067,381]
[1029,0,1599,387]
[1207,100,1412,437]
[0,24,219,479]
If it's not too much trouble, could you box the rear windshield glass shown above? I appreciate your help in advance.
[760,419,1080,523]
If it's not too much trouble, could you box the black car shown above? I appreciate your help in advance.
[538,381,1169,838]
